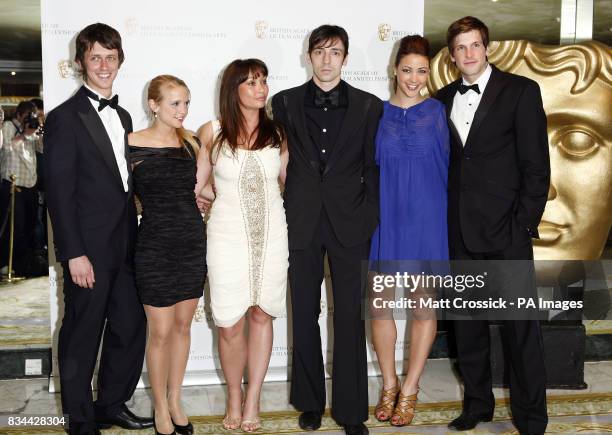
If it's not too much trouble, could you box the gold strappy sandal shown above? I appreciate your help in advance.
[222,414,241,430]
[390,389,418,426]
[374,377,400,422]
[240,417,261,432]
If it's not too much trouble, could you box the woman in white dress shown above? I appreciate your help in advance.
[195,58,289,432]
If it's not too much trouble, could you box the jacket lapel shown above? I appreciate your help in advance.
[285,83,319,174]
[116,107,133,193]
[76,87,125,191]
[443,80,463,149]
[323,83,369,176]
[464,65,507,149]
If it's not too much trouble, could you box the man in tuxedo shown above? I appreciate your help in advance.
[272,25,382,435]
[44,23,152,435]
[435,17,550,434]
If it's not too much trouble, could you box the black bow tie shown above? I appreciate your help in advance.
[83,86,119,111]
[314,87,340,108]
[98,95,119,111]
[458,83,480,95]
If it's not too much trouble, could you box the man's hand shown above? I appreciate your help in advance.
[68,255,95,289]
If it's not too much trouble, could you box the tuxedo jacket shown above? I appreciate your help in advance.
[435,66,550,253]
[272,81,383,250]
[44,86,137,269]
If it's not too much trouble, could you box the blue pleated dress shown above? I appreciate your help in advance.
[369,98,450,268]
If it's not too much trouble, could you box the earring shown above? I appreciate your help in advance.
[153,112,158,118]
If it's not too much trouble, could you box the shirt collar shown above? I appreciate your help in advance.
[83,83,115,102]
[305,79,348,108]
[461,63,492,93]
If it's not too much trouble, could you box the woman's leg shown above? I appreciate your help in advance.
[144,305,175,434]
[242,306,273,429]
[370,278,399,389]
[370,276,400,419]
[402,317,436,395]
[218,316,247,426]
[372,319,399,387]
[167,298,199,426]
[391,286,437,425]
[402,285,437,395]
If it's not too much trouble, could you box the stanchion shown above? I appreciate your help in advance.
[1,174,25,284]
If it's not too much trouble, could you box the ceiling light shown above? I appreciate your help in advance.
[10,71,16,76]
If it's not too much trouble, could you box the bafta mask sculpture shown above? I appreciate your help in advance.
[378,23,392,42]
[428,41,612,260]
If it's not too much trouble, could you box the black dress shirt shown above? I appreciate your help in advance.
[304,80,348,173]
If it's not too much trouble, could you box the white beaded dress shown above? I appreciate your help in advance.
[206,119,288,327]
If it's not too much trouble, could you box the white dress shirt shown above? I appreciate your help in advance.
[450,64,493,146]
[84,83,129,192]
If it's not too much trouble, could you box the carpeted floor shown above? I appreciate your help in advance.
[3,392,612,434]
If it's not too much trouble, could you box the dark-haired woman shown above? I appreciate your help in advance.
[369,35,449,426]
[129,75,207,435]
[195,59,288,432]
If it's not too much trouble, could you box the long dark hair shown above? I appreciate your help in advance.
[212,58,284,160]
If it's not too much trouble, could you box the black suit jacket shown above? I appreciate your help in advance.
[435,66,550,253]
[272,81,383,250]
[44,86,137,269]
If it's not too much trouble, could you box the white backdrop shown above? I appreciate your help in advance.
[42,0,424,389]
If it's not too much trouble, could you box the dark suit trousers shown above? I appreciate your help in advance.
[289,210,369,425]
[0,179,37,267]
[58,261,146,429]
[450,231,548,434]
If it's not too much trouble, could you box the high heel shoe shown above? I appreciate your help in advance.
[223,393,244,430]
[153,411,177,435]
[390,388,418,426]
[171,417,193,435]
[222,414,242,430]
[374,376,400,422]
[240,416,261,432]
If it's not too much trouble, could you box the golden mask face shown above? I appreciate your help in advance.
[428,40,612,260]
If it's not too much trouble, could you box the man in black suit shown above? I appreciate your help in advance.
[44,23,152,435]
[435,17,550,434]
[272,25,382,435]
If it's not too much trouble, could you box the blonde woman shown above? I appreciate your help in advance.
[129,75,206,435]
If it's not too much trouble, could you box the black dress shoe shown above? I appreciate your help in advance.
[96,408,154,430]
[448,412,493,431]
[171,417,193,435]
[298,411,322,431]
[342,423,369,435]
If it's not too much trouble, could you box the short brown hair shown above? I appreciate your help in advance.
[308,24,349,57]
[446,16,489,53]
[75,23,124,75]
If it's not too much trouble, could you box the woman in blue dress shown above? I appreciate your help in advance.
[370,35,449,426]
